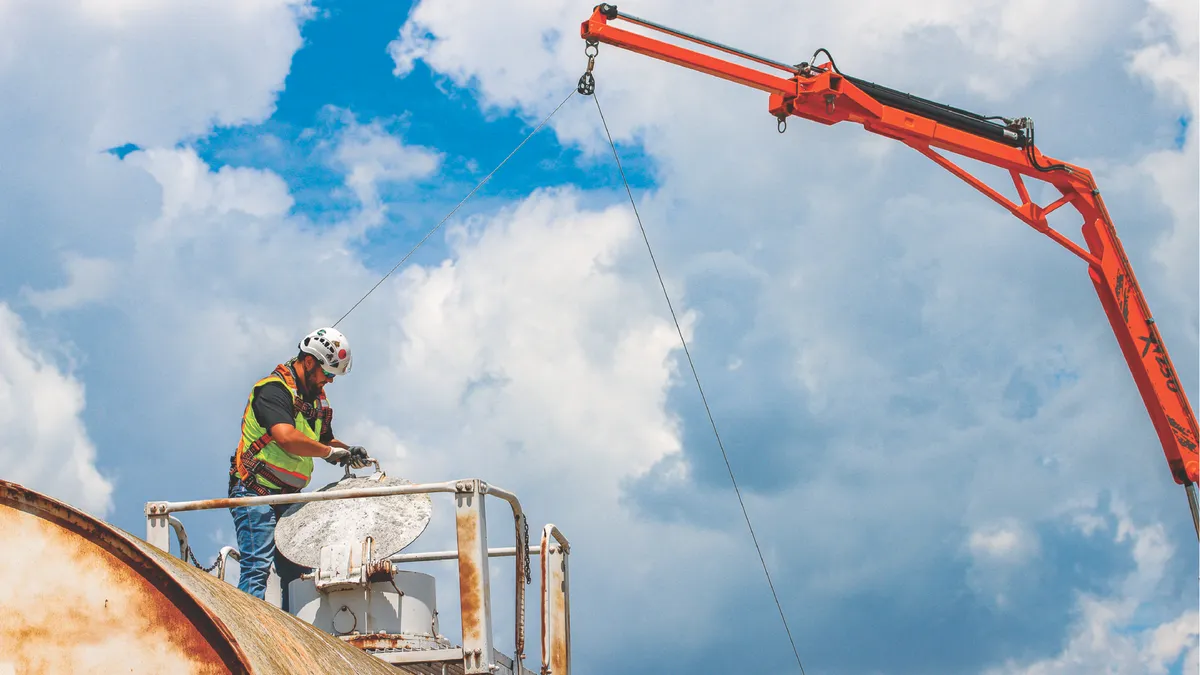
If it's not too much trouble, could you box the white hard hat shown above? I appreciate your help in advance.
[298,327,353,376]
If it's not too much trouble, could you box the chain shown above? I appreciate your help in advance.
[187,546,221,573]
[515,514,531,661]
[577,39,598,95]
[523,517,532,584]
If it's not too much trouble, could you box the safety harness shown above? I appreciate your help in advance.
[228,362,334,497]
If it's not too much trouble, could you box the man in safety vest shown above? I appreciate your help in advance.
[227,326,369,607]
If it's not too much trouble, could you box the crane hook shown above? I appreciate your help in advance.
[578,39,599,96]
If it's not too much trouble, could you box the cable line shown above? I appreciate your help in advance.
[588,87,807,675]
[332,87,579,327]
[329,51,807,670]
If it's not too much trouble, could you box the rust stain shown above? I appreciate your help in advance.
[1,479,405,675]
[1,481,249,673]
[542,538,568,675]
[0,506,229,675]
[549,581,568,675]
[134,528,405,675]
[539,537,548,660]
[342,633,418,651]
[456,494,482,643]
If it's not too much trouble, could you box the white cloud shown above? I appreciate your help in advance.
[0,0,315,151]
[1,0,1196,672]
[0,304,113,516]
[1126,0,1199,346]
[130,146,295,225]
[984,505,1197,675]
[387,0,1138,147]
[969,520,1040,562]
[21,253,118,313]
[39,141,703,653]
[321,107,444,227]
[358,186,687,487]
[0,0,320,327]
[380,1,1199,668]
[0,0,322,516]
[965,520,1041,609]
[1128,0,1199,110]
[115,147,350,397]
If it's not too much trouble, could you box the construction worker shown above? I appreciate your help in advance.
[227,327,369,609]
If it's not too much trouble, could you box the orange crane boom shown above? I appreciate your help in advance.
[579,4,1200,535]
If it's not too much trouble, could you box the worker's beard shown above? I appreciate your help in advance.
[303,367,321,397]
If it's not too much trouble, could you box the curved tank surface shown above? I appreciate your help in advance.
[0,479,403,675]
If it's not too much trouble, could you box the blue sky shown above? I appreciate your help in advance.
[188,1,655,272]
[1,1,1197,674]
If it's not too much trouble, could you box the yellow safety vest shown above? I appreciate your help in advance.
[231,362,332,495]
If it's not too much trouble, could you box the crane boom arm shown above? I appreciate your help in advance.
[579,4,1200,489]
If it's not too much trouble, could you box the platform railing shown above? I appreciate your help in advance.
[145,477,570,675]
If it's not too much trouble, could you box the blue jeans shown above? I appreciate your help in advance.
[228,480,309,612]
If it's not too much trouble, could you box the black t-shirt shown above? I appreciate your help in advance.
[252,381,334,444]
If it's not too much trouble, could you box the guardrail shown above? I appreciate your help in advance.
[145,477,570,675]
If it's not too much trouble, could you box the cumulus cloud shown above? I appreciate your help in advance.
[1,0,1196,673]
[966,519,1042,607]
[1126,0,1199,343]
[320,107,444,228]
[0,304,113,516]
[1128,0,1199,110]
[984,504,1198,675]
[381,1,1199,671]
[354,186,687,487]
[21,253,119,313]
[0,0,317,294]
[0,0,315,151]
[38,139,699,655]
[387,0,1139,147]
[0,0,323,528]
[112,146,354,400]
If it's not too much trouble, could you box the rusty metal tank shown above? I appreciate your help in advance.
[0,479,403,675]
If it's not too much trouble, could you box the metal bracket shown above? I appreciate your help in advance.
[315,542,361,593]
[145,502,171,552]
[456,479,495,674]
[541,525,571,675]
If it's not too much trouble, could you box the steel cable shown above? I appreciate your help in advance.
[332,87,579,328]
[588,89,808,675]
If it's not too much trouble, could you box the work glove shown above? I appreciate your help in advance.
[324,447,352,465]
[345,445,371,469]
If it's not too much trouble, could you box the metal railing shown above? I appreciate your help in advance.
[145,477,570,675]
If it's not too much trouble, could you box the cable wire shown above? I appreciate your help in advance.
[332,87,579,328]
[589,89,807,675]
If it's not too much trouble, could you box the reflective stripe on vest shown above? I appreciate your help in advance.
[232,362,331,493]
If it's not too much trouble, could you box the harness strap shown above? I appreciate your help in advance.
[232,428,301,495]
[228,457,282,497]
[273,362,331,423]
[230,445,303,495]
[230,362,331,495]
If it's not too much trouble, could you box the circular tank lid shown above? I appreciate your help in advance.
[274,473,433,568]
